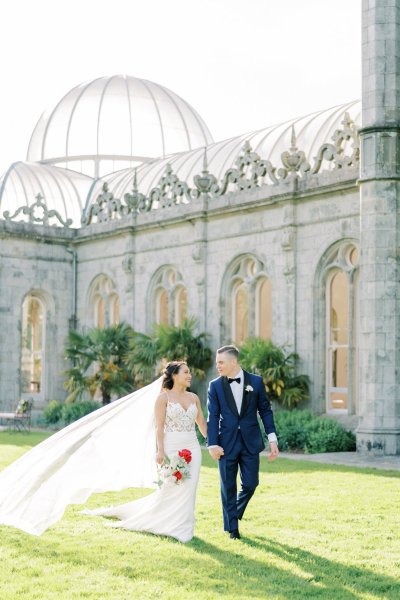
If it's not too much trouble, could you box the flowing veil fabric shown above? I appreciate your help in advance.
[0,377,162,536]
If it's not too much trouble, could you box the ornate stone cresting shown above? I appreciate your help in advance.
[2,193,73,227]
[82,183,123,225]
[7,112,358,228]
[148,163,193,209]
[311,112,359,173]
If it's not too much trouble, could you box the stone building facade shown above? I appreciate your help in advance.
[0,0,399,455]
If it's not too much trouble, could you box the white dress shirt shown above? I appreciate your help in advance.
[208,369,278,446]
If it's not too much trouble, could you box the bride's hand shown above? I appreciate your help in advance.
[156,450,165,465]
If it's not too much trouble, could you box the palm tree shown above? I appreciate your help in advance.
[64,322,135,405]
[239,337,310,409]
[126,317,212,386]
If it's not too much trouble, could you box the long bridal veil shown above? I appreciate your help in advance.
[0,377,162,536]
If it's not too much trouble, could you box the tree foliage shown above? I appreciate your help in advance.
[126,317,212,385]
[64,322,135,405]
[239,337,310,409]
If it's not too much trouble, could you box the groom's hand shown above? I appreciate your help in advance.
[209,446,224,461]
[268,441,279,461]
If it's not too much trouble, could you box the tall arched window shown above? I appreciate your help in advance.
[110,295,120,325]
[21,295,45,395]
[90,275,119,328]
[175,287,187,326]
[327,271,349,410]
[234,284,249,345]
[256,278,272,339]
[149,266,187,328]
[321,242,359,414]
[222,255,272,345]
[157,289,169,325]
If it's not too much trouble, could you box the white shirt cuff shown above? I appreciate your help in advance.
[207,445,218,449]
[267,433,278,444]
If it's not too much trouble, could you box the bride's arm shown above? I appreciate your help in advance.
[154,393,167,464]
[194,395,207,438]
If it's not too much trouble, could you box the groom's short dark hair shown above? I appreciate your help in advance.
[217,345,239,359]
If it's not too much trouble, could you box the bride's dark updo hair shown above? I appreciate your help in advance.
[162,361,187,390]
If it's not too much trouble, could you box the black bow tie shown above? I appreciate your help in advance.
[228,377,241,384]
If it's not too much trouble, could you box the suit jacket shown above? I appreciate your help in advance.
[207,370,276,456]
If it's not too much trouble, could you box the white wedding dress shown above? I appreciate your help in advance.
[0,378,200,541]
[85,398,201,543]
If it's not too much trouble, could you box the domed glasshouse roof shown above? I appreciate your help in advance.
[26,74,214,177]
[0,72,360,228]
[84,100,361,209]
[0,162,91,227]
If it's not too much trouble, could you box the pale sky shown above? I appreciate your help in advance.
[0,0,361,177]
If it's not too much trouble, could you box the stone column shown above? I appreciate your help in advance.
[357,0,400,454]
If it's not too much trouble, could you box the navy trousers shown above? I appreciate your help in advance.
[218,430,260,532]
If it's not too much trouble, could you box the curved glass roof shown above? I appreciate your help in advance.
[0,162,91,227]
[85,100,361,209]
[26,75,214,178]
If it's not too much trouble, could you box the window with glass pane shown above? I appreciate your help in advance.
[21,297,44,394]
[96,297,105,328]
[158,289,169,325]
[175,288,187,326]
[234,285,249,344]
[257,278,272,339]
[112,296,120,325]
[328,271,349,410]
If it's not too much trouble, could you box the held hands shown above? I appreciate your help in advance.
[268,441,279,462]
[209,446,224,461]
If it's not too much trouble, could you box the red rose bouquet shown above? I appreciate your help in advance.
[156,448,192,488]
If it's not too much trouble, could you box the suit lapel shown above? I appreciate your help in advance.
[240,370,251,417]
[221,376,239,417]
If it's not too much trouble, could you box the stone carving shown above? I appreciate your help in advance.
[6,112,357,228]
[2,193,72,227]
[82,183,123,225]
[193,148,217,197]
[311,112,359,173]
[148,164,193,209]
[124,169,147,213]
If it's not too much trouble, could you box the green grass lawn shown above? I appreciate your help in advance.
[0,431,399,600]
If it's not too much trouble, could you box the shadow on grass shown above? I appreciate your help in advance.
[240,537,400,599]
[201,450,400,480]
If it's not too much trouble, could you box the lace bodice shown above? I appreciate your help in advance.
[164,400,198,432]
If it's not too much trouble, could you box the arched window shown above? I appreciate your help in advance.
[110,295,120,325]
[318,242,359,414]
[234,284,249,345]
[175,287,187,326]
[222,255,272,345]
[21,295,45,395]
[327,271,349,410]
[90,275,119,328]
[256,278,272,339]
[149,266,187,328]
[157,289,169,325]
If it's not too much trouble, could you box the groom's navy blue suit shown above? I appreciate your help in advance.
[207,370,276,532]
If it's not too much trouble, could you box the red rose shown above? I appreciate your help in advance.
[173,471,182,480]
[179,449,192,463]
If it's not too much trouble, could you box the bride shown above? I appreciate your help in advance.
[0,361,207,543]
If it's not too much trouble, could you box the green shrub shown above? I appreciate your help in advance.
[273,410,356,453]
[239,337,310,409]
[44,400,64,425]
[61,401,101,425]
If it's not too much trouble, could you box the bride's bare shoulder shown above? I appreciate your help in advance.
[156,390,168,404]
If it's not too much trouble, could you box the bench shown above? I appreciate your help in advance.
[0,399,33,432]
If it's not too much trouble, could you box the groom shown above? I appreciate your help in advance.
[207,345,279,539]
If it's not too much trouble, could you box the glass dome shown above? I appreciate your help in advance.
[26,75,214,178]
[0,162,91,227]
[84,100,361,209]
